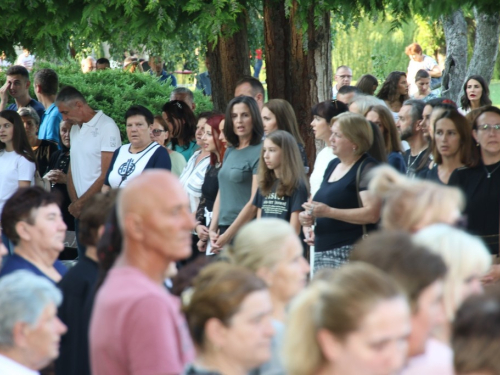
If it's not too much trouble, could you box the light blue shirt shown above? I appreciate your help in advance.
[38,103,63,148]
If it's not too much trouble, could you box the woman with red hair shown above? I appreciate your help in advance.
[195,113,227,254]
[405,42,442,96]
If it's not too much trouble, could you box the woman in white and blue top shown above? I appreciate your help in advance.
[103,105,171,191]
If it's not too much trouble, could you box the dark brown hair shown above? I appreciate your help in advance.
[78,190,119,247]
[351,230,447,312]
[356,74,378,96]
[224,96,264,147]
[162,100,196,149]
[376,71,409,105]
[432,110,476,167]
[263,99,304,144]
[1,187,60,245]
[0,110,36,163]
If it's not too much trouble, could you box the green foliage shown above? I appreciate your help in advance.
[0,62,213,143]
[332,13,418,81]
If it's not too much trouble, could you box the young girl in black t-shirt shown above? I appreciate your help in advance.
[253,130,309,233]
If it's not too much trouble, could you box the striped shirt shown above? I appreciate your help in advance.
[179,150,210,213]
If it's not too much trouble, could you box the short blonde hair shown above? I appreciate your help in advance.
[348,94,386,116]
[283,262,406,375]
[413,224,491,321]
[369,166,464,232]
[223,218,297,272]
[332,112,373,157]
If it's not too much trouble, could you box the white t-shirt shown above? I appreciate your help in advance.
[179,150,210,213]
[0,150,36,215]
[15,54,36,71]
[70,111,121,198]
[310,146,337,197]
[106,143,161,188]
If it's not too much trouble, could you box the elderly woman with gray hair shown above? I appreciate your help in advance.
[0,270,67,372]
[18,106,58,178]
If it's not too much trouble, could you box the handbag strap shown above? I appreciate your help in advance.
[356,157,368,237]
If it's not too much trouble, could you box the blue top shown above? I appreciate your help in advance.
[388,151,407,174]
[151,70,177,87]
[0,253,67,283]
[174,140,200,162]
[38,103,63,148]
[7,98,45,120]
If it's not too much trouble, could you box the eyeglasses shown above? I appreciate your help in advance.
[477,124,500,133]
[337,75,352,79]
[151,129,166,136]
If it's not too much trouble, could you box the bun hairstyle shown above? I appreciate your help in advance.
[284,262,405,375]
[223,218,296,272]
[369,165,464,231]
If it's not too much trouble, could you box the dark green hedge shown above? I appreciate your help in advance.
[0,62,213,143]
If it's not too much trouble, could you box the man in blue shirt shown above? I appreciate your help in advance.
[34,68,63,147]
[148,56,177,87]
[0,65,45,119]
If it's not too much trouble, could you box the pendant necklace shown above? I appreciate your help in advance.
[484,162,500,179]
[407,149,425,172]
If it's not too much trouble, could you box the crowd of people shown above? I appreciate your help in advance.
[1,41,500,375]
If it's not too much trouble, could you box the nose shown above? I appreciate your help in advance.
[301,256,310,275]
[56,317,68,335]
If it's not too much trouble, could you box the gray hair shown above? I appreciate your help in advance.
[18,106,40,126]
[55,85,87,106]
[170,87,194,102]
[0,271,62,348]
[403,99,425,124]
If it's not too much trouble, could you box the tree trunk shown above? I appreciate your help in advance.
[465,9,500,84]
[441,10,468,103]
[207,14,251,113]
[264,0,331,171]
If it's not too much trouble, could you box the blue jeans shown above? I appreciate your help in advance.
[253,59,263,78]
[74,218,86,259]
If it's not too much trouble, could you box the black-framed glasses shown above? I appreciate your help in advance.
[151,129,166,136]
[478,124,500,132]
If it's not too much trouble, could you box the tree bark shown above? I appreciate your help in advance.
[264,0,331,171]
[441,10,468,103]
[465,9,500,84]
[207,13,251,113]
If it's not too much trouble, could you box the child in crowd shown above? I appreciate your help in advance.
[412,69,438,102]
[253,130,309,234]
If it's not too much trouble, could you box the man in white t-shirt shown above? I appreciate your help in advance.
[55,86,121,257]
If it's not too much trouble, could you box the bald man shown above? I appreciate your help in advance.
[90,171,195,375]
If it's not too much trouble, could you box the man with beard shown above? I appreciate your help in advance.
[398,99,430,178]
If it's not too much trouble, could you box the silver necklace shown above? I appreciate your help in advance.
[484,162,500,178]
[407,149,425,171]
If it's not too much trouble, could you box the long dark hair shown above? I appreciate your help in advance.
[366,105,403,155]
[0,110,36,163]
[95,206,123,290]
[263,99,304,144]
[460,75,492,111]
[162,100,196,149]
[376,71,409,105]
[432,110,476,167]
[224,96,264,147]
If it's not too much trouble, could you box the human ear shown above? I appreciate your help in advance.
[316,328,341,362]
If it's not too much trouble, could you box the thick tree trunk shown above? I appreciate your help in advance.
[465,9,500,84]
[264,0,331,171]
[207,14,251,113]
[441,10,468,103]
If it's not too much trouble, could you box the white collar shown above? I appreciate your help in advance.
[0,354,39,375]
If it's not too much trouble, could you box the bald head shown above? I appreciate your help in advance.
[118,170,195,263]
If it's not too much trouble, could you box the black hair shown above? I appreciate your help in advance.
[6,65,29,80]
[311,100,349,123]
[125,105,154,125]
[162,100,196,149]
[96,58,110,66]
[224,96,264,147]
[338,85,359,95]
[235,76,265,97]
[460,75,492,111]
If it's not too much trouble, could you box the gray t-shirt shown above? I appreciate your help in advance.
[218,143,262,226]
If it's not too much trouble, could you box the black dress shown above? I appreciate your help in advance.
[421,164,444,184]
[449,161,500,255]
[48,147,74,231]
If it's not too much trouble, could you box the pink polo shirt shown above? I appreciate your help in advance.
[89,266,194,375]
